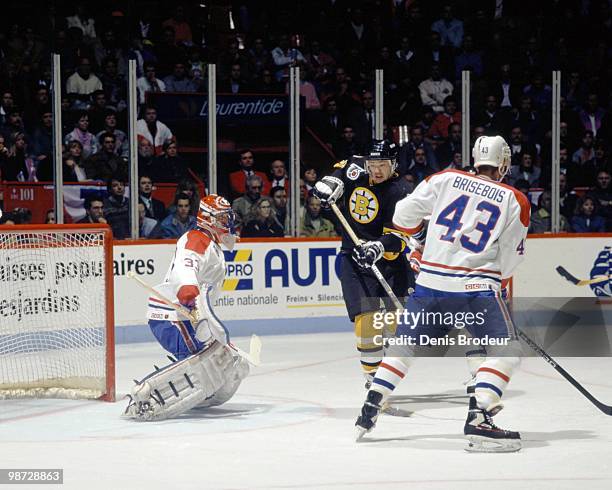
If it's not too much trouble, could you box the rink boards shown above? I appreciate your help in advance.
[108,234,612,330]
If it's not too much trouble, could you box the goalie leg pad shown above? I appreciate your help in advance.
[196,355,250,408]
[124,341,234,421]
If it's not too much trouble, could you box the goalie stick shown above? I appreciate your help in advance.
[126,271,262,366]
[556,265,610,287]
[330,208,612,416]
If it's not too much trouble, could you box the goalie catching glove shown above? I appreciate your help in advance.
[313,176,344,207]
[352,241,385,269]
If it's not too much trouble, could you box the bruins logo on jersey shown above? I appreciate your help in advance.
[349,187,379,223]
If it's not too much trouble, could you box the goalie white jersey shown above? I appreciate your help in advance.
[393,169,530,293]
[147,230,226,322]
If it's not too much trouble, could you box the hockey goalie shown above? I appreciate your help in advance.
[124,194,250,421]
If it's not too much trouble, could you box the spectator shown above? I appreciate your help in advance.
[137,139,163,180]
[30,109,53,161]
[103,177,130,239]
[559,173,578,222]
[473,94,512,136]
[271,34,306,81]
[568,130,597,186]
[228,149,270,198]
[66,57,103,110]
[0,213,16,225]
[232,174,263,230]
[421,31,453,79]
[253,68,284,94]
[427,96,461,140]
[270,186,289,231]
[511,96,542,145]
[78,195,106,224]
[395,36,420,79]
[155,27,182,77]
[508,152,541,187]
[268,159,289,192]
[435,122,462,165]
[296,70,321,110]
[398,126,437,175]
[315,97,344,145]
[136,106,174,156]
[96,109,128,157]
[100,57,127,112]
[156,193,196,238]
[590,170,612,227]
[248,38,273,79]
[300,195,336,237]
[153,141,189,182]
[66,5,96,43]
[0,134,9,179]
[94,28,127,76]
[0,91,15,126]
[348,91,376,146]
[63,140,87,182]
[64,112,98,159]
[218,63,251,94]
[241,197,284,237]
[333,126,362,160]
[562,71,587,111]
[407,147,437,183]
[138,174,167,221]
[454,34,483,79]
[301,166,318,198]
[571,197,606,233]
[489,63,522,109]
[418,63,453,113]
[338,7,373,55]
[579,93,607,138]
[167,178,200,216]
[529,191,569,233]
[84,132,127,181]
[5,132,36,181]
[512,179,537,215]
[508,126,538,167]
[162,5,193,46]
[136,63,166,105]
[304,39,335,84]
[0,107,25,143]
[24,86,50,130]
[594,141,610,169]
[163,61,199,92]
[523,72,552,112]
[431,4,464,49]
[87,90,109,133]
[138,202,158,238]
[44,209,56,224]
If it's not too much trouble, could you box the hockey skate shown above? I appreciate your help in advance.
[464,397,521,453]
[355,391,383,441]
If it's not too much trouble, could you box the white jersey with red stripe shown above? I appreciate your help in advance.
[147,229,226,321]
[393,169,530,293]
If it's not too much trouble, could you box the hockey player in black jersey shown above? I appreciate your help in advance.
[313,140,416,386]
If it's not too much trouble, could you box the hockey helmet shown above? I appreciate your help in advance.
[365,139,398,181]
[472,135,511,179]
[197,194,238,249]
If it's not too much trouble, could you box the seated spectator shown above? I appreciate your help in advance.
[508,126,538,167]
[66,57,103,110]
[163,61,199,92]
[508,152,541,187]
[333,126,363,160]
[136,63,166,105]
[155,193,196,238]
[398,126,437,175]
[64,111,98,159]
[522,72,552,112]
[103,177,129,239]
[513,179,538,215]
[510,96,542,145]
[138,174,167,221]
[568,130,598,186]
[301,166,318,198]
[571,197,606,233]
[232,174,263,230]
[271,34,306,81]
[590,170,612,227]
[136,105,174,156]
[63,141,88,181]
[267,159,289,192]
[0,212,16,225]
[138,202,158,238]
[407,147,437,183]
[418,63,453,113]
[559,172,578,222]
[304,39,335,84]
[472,94,512,136]
[44,209,56,224]
[348,91,376,147]
[295,70,321,110]
[30,109,53,162]
[218,63,251,94]
[454,34,483,79]
[84,132,128,181]
[248,37,273,80]
[529,191,569,233]
[100,57,127,112]
[153,141,190,182]
[579,93,607,138]
[0,91,15,126]
[88,90,109,133]
[24,86,51,130]
[0,134,10,179]
[66,5,97,44]
[5,132,36,181]
[96,109,128,157]
[167,178,201,216]
[94,28,127,76]
[241,197,284,237]
[137,139,162,180]
[0,107,25,143]
[315,97,344,145]
[435,122,462,165]
[253,68,284,94]
[271,186,289,230]
[300,195,336,237]
[78,195,107,224]
[228,149,270,198]
[162,5,193,46]
[427,96,461,140]
[431,4,464,49]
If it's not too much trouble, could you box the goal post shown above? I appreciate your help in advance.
[0,224,115,402]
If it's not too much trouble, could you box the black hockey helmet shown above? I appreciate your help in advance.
[365,139,398,174]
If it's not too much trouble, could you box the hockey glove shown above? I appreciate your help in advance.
[352,241,385,269]
[408,248,423,275]
[313,176,344,207]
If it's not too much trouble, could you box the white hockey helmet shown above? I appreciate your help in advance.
[472,135,511,179]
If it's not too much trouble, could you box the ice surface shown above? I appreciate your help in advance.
[2,332,612,490]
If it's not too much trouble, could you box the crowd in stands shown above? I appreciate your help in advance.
[0,1,611,234]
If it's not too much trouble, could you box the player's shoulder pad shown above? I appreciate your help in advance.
[496,181,531,228]
[333,159,348,169]
[184,230,212,254]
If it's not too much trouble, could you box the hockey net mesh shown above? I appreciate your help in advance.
[0,229,110,399]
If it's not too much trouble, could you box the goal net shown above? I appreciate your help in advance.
[0,224,115,401]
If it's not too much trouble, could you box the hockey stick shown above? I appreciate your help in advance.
[556,266,610,287]
[330,202,404,311]
[126,271,261,366]
[515,327,612,415]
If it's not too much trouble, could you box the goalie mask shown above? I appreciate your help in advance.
[472,135,511,180]
[365,139,398,183]
[197,195,238,249]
